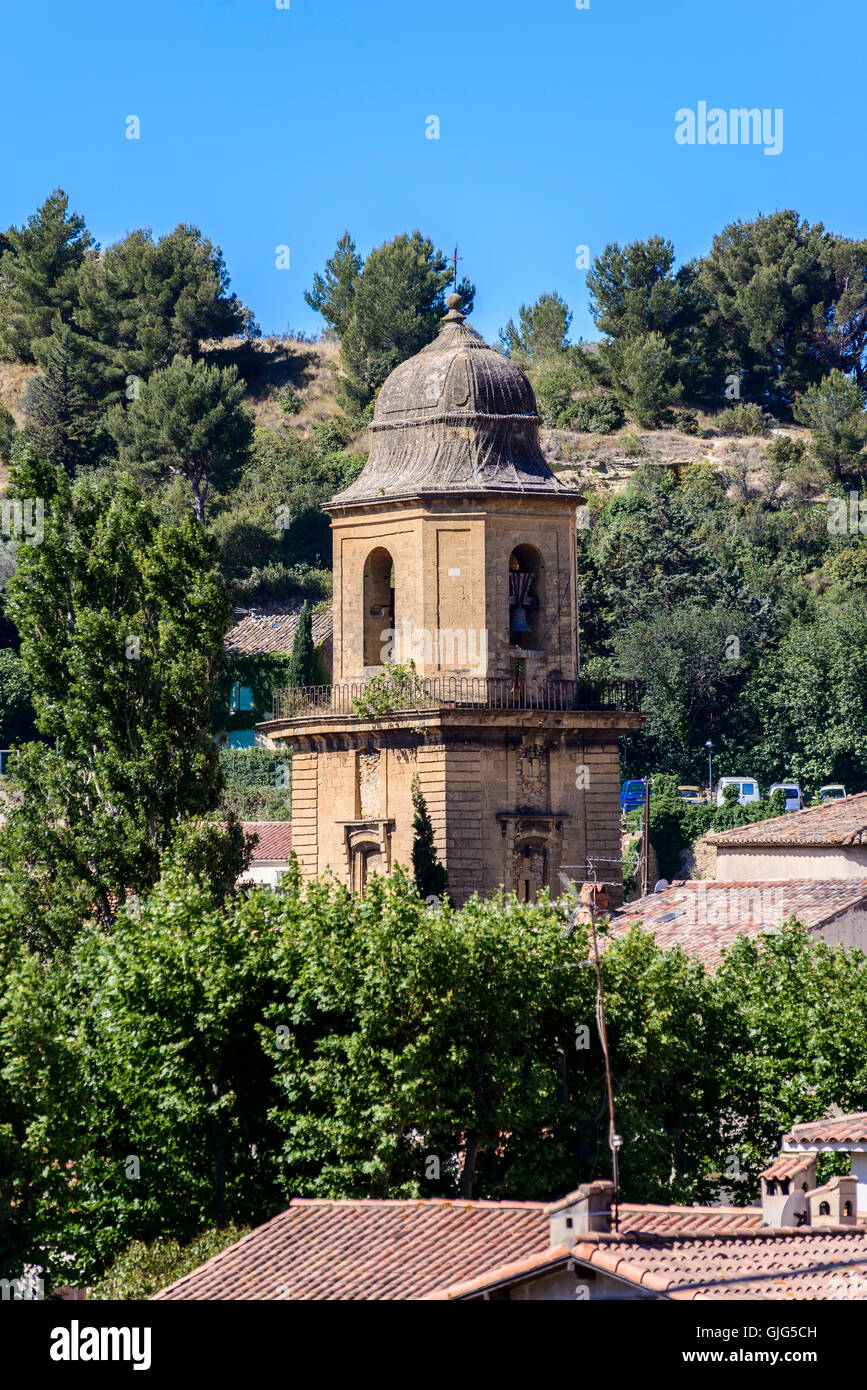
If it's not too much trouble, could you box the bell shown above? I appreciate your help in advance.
[510,606,531,634]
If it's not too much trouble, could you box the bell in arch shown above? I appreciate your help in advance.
[510,606,531,634]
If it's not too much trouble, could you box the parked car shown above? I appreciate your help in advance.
[715,776,761,807]
[768,782,803,813]
[620,779,650,813]
[818,783,847,802]
[676,785,704,804]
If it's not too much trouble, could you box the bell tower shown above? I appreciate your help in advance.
[261,293,644,905]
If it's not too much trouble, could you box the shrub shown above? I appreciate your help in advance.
[620,431,645,458]
[611,332,682,428]
[671,408,699,435]
[88,1226,249,1300]
[0,402,17,464]
[713,403,773,437]
[277,385,302,417]
[532,351,595,428]
[564,392,624,435]
[311,416,354,455]
[218,747,291,820]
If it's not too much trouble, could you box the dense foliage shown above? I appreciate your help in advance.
[2,866,865,1291]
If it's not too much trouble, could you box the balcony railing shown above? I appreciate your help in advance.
[271,677,641,721]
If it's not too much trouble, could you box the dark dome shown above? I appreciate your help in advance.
[328,296,580,509]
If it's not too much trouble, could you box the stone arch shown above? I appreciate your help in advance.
[363,547,395,667]
[509,543,544,651]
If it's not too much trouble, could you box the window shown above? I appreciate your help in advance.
[230,683,254,713]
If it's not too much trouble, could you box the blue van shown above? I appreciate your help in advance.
[620,779,650,813]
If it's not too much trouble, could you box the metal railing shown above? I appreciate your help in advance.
[271,677,640,721]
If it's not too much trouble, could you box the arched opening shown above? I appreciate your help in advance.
[509,545,543,652]
[819,1201,831,1216]
[844,1200,854,1217]
[363,547,395,667]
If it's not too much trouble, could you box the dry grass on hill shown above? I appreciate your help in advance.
[203,334,345,434]
[0,360,37,426]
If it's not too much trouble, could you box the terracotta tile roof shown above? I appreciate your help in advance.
[606,879,867,968]
[758,1157,815,1183]
[243,822,293,860]
[564,1227,867,1300]
[155,1197,549,1301]
[225,603,332,658]
[783,1113,867,1148]
[708,792,867,848]
[430,1205,867,1301]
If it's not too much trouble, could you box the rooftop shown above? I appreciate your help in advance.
[225,602,332,659]
[242,822,292,860]
[155,1197,549,1301]
[606,879,867,968]
[783,1113,867,1149]
[156,1191,867,1301]
[708,792,867,849]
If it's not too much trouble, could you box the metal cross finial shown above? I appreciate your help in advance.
[450,244,462,292]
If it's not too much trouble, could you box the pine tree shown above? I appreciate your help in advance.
[411,778,448,902]
[0,189,95,364]
[498,292,572,364]
[23,329,103,474]
[307,231,476,412]
[75,224,258,400]
[286,601,314,686]
[106,355,253,522]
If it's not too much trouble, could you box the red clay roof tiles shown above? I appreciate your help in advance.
[707,793,867,848]
[242,822,293,860]
[606,879,867,968]
[783,1112,867,1147]
[155,1197,549,1301]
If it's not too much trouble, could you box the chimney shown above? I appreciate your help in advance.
[547,1181,615,1246]
[759,1157,815,1229]
[807,1175,857,1227]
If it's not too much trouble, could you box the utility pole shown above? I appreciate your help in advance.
[587,875,621,1231]
[640,780,650,897]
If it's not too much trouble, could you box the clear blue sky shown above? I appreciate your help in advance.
[3,0,865,345]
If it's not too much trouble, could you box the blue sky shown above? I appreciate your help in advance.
[2,0,865,345]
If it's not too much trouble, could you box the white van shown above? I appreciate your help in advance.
[716,776,761,807]
[768,782,803,813]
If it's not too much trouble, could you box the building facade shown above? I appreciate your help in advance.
[259,293,643,905]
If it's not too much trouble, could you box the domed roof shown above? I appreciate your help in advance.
[328,294,581,509]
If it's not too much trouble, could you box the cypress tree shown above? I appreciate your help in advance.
[286,601,314,686]
[411,777,448,902]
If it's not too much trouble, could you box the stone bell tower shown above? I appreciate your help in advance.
[260,293,644,905]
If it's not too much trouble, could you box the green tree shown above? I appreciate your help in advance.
[0,450,248,953]
[410,778,448,901]
[611,332,682,427]
[0,647,35,747]
[0,190,95,364]
[310,231,476,412]
[498,291,572,364]
[285,600,315,687]
[107,355,253,522]
[0,868,283,1284]
[713,925,867,1190]
[303,231,363,337]
[22,328,105,474]
[0,402,16,465]
[698,211,837,410]
[793,369,867,482]
[74,224,257,400]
